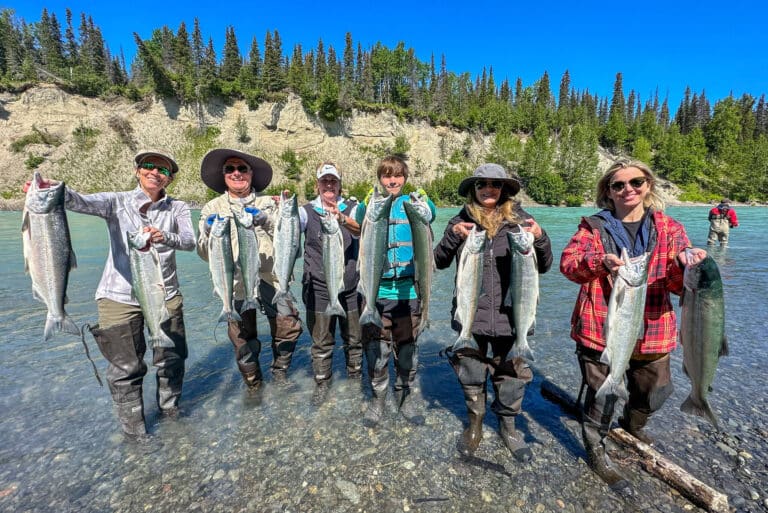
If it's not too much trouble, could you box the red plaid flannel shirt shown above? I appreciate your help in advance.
[559,211,690,355]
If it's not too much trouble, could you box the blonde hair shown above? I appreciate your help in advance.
[466,191,522,239]
[596,159,664,212]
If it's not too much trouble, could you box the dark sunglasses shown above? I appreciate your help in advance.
[140,162,172,177]
[475,180,503,190]
[609,177,647,192]
[223,164,251,174]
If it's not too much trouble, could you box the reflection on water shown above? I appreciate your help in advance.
[1,207,766,512]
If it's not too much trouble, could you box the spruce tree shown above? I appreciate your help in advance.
[220,26,241,82]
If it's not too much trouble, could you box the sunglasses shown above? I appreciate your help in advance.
[223,164,251,174]
[140,162,172,177]
[609,177,647,192]
[475,180,503,190]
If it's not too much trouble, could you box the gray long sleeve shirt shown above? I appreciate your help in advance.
[65,185,195,305]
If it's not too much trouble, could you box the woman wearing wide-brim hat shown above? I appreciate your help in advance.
[196,148,303,390]
[434,163,553,463]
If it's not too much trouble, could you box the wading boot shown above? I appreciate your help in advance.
[312,380,331,406]
[582,421,633,496]
[460,411,484,457]
[499,416,532,462]
[117,398,150,443]
[363,389,387,428]
[618,409,654,445]
[395,388,425,426]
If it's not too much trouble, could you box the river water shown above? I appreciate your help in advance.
[0,207,766,513]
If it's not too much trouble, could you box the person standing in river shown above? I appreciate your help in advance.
[197,149,303,390]
[299,162,362,404]
[707,198,738,247]
[560,159,707,495]
[24,150,195,442]
[434,163,553,463]
[354,155,436,427]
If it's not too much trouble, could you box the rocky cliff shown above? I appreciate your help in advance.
[1,85,498,208]
[1,84,681,209]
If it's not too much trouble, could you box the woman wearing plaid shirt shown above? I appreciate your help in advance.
[560,159,706,495]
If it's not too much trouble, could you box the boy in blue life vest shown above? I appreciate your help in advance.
[354,155,436,427]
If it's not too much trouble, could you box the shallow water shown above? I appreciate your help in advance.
[1,207,766,512]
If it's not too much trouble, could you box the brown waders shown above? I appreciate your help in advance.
[578,348,673,495]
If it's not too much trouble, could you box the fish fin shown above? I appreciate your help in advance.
[512,342,535,362]
[69,249,77,270]
[682,360,690,379]
[324,300,347,318]
[31,285,45,302]
[502,287,513,308]
[681,396,720,430]
[44,314,80,340]
[720,335,729,357]
[599,349,611,366]
[62,315,80,336]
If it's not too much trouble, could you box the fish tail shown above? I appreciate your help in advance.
[44,314,80,340]
[240,299,260,314]
[595,375,628,403]
[324,300,347,318]
[512,339,535,362]
[681,395,720,430]
[452,335,479,352]
[217,308,242,324]
[150,331,176,349]
[273,288,296,306]
[359,305,382,328]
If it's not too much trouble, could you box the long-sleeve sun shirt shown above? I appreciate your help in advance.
[65,185,195,305]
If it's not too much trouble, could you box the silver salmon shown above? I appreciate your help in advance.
[453,226,486,351]
[403,192,433,336]
[357,187,393,328]
[207,215,241,323]
[273,192,301,305]
[504,228,538,361]
[595,249,650,403]
[679,250,728,429]
[231,208,261,314]
[22,172,79,340]
[127,230,174,348]
[320,212,346,318]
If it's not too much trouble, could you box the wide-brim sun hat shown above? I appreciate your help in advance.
[200,148,273,194]
[457,163,522,197]
[134,149,179,175]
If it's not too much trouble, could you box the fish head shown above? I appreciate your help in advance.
[684,255,722,293]
[231,208,253,229]
[210,214,230,237]
[617,251,650,286]
[320,212,341,234]
[507,228,534,253]
[404,195,430,224]
[126,230,151,250]
[279,192,297,218]
[24,172,65,213]
[366,190,394,222]
[465,226,487,253]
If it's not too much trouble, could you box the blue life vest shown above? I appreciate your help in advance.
[382,195,414,279]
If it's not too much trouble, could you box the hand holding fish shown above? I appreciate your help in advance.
[679,247,707,267]
[143,226,165,245]
[602,253,625,273]
[452,222,476,239]
[522,218,543,239]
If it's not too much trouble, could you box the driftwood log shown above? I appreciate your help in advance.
[540,379,729,513]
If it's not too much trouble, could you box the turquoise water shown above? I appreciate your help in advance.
[0,206,765,511]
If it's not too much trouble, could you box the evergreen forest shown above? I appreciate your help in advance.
[2,8,767,204]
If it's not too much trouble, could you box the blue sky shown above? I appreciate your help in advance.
[7,1,767,111]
